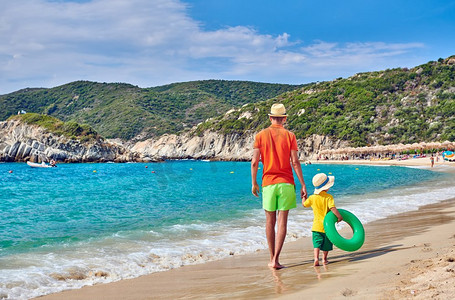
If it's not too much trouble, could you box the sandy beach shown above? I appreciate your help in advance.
[36,158,455,300]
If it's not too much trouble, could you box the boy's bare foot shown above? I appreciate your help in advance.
[323,260,329,265]
[313,260,320,266]
[268,262,285,269]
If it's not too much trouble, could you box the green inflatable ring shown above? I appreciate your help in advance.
[323,208,365,252]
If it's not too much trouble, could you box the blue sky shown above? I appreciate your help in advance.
[1,0,454,94]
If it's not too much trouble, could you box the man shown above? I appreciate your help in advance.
[251,103,307,269]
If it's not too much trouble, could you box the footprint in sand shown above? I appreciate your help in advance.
[421,243,433,252]
[341,288,357,296]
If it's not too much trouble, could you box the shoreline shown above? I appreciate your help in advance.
[36,200,455,300]
[36,159,455,300]
[311,156,450,168]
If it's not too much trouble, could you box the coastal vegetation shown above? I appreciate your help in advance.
[0,80,302,140]
[196,56,455,147]
[1,56,454,148]
[8,113,100,142]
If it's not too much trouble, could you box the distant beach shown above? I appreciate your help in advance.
[33,159,455,300]
[314,155,446,168]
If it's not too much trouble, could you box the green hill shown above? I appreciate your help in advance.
[196,56,455,147]
[0,80,303,140]
[7,113,100,142]
[2,56,454,147]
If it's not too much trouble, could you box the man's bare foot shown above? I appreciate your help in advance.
[268,262,285,269]
[323,260,329,265]
[313,260,320,266]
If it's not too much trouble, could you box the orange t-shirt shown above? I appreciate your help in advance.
[253,124,298,187]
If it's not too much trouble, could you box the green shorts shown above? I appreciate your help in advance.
[312,231,333,251]
[262,183,296,211]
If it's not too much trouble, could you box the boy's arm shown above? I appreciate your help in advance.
[290,149,308,200]
[302,197,310,208]
[330,207,343,223]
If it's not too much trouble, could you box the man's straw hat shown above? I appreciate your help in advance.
[312,173,335,195]
[268,103,287,117]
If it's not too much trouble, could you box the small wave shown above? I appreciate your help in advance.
[1,163,453,299]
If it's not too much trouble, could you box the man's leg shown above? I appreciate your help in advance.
[271,210,289,269]
[265,210,277,267]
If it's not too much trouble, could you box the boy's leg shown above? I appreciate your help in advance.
[321,232,333,264]
[313,248,320,266]
[322,251,329,264]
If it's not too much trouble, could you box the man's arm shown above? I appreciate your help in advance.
[290,149,307,200]
[251,148,261,197]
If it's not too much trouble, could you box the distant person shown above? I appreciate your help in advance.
[251,103,308,269]
[303,173,342,266]
[430,155,434,167]
[50,159,57,167]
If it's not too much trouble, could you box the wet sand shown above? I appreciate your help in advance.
[37,160,455,300]
[37,202,455,299]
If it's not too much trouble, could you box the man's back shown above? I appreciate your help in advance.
[254,124,297,186]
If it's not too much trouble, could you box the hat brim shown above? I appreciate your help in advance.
[314,176,334,194]
[268,114,287,117]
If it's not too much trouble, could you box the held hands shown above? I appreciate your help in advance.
[300,187,308,201]
[300,187,308,207]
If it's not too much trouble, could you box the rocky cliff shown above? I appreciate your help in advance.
[1,120,345,163]
[0,120,134,163]
[131,130,347,161]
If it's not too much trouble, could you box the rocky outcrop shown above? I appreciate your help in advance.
[0,120,135,163]
[1,120,346,163]
[131,131,256,161]
[131,130,347,161]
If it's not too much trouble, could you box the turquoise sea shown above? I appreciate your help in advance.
[1,161,454,299]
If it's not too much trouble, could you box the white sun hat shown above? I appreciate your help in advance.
[312,173,335,195]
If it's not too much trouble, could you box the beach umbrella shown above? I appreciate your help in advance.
[404,144,412,152]
[374,145,385,154]
[356,146,366,154]
[320,149,330,155]
[394,144,404,153]
[334,148,344,154]
[442,140,451,149]
[426,142,441,151]
[410,142,423,152]
[380,145,389,153]
[346,147,356,154]
[392,143,406,153]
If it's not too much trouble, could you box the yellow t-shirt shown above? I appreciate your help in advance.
[303,191,335,233]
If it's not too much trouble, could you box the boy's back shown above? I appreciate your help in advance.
[303,191,335,232]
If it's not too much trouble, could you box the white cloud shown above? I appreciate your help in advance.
[0,0,427,94]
